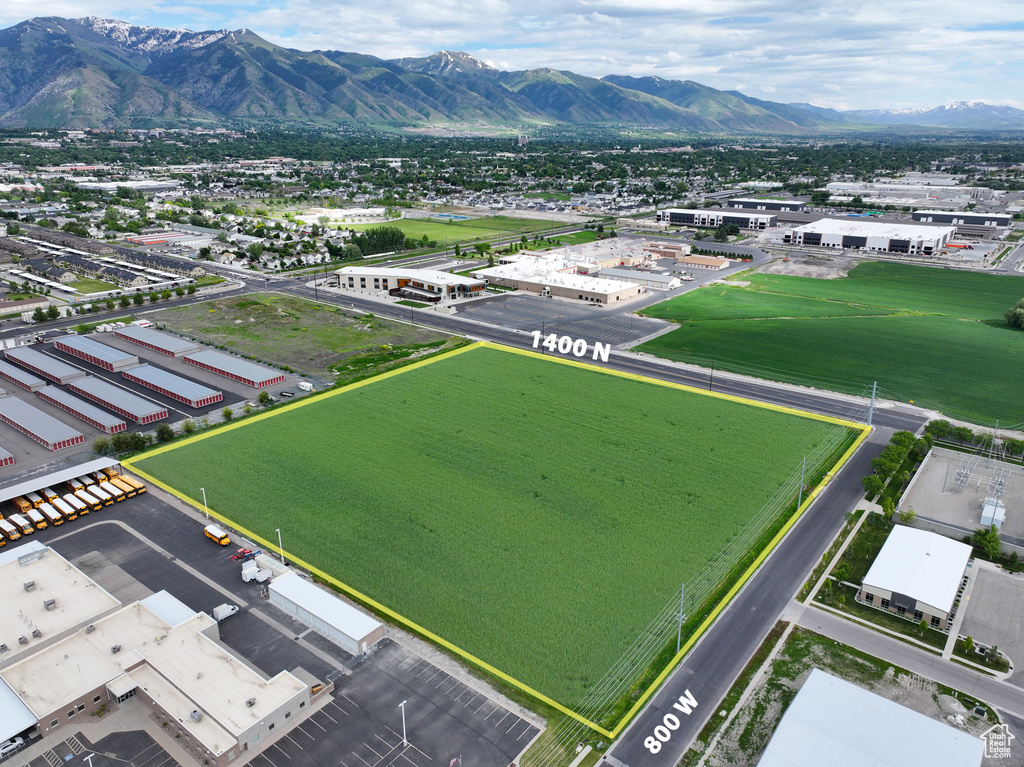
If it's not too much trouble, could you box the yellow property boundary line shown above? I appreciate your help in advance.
[125,340,871,738]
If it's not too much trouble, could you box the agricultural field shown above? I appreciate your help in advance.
[638,262,1024,424]
[148,293,451,378]
[132,345,856,714]
[345,215,553,244]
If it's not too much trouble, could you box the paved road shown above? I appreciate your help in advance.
[605,427,909,767]
[283,284,923,432]
[797,606,1024,719]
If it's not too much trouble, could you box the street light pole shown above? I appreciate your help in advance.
[399,700,407,747]
[200,487,209,519]
[275,527,285,565]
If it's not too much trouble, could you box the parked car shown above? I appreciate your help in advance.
[1,736,25,757]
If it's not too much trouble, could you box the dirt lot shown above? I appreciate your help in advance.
[147,293,453,378]
[756,253,857,279]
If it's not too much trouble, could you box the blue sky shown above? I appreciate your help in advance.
[3,0,1023,110]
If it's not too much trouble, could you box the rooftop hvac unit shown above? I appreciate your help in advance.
[31,629,41,638]
[190,710,203,723]
[86,625,95,634]
[0,644,7,654]
[18,636,28,646]
[23,581,35,591]
[44,599,56,610]
[111,645,121,654]
[245,698,256,708]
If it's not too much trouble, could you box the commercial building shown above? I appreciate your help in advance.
[0,397,85,451]
[475,256,644,304]
[857,526,971,631]
[656,208,778,230]
[53,335,139,373]
[0,446,13,468]
[269,572,385,655]
[0,543,313,767]
[728,198,806,213]
[69,377,168,424]
[677,255,732,271]
[781,219,955,255]
[122,365,223,409]
[113,326,202,358]
[184,350,286,389]
[335,267,486,302]
[35,386,127,434]
[598,267,681,290]
[643,242,693,259]
[0,360,45,392]
[757,669,983,767]
[912,210,1012,227]
[5,346,86,386]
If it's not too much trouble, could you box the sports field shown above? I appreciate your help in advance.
[130,345,856,716]
[638,263,1024,424]
[345,215,552,244]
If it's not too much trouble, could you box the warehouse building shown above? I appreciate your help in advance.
[475,257,644,304]
[53,335,139,373]
[0,446,14,468]
[113,326,202,358]
[69,377,168,424]
[912,210,1012,227]
[728,198,806,213]
[35,386,127,434]
[857,526,971,631]
[184,350,286,389]
[335,267,486,303]
[0,360,45,392]
[757,669,983,767]
[677,255,732,271]
[781,219,955,255]
[597,267,681,290]
[0,397,84,450]
[5,347,86,386]
[122,365,223,409]
[0,543,313,767]
[656,208,778,230]
[269,572,385,656]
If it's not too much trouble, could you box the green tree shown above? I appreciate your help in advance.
[1005,299,1024,328]
[1003,437,1024,460]
[155,423,175,443]
[810,191,831,205]
[918,619,928,634]
[161,290,172,300]
[32,306,46,323]
[46,305,60,321]
[972,524,1002,558]
[105,299,115,311]
[132,294,144,306]
[951,426,974,445]
[181,419,196,434]
[351,225,407,256]
[862,474,884,499]
[119,296,130,308]
[93,436,111,455]
[925,419,952,439]
[187,285,196,295]
[899,507,916,524]
[453,242,461,257]
[175,287,185,297]
[6,222,20,235]
[963,636,975,654]
[148,292,159,303]
[258,391,272,406]
[222,407,234,422]
[881,497,895,523]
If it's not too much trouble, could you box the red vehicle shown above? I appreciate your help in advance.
[231,548,260,562]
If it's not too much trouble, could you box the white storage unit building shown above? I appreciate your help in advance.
[269,571,385,655]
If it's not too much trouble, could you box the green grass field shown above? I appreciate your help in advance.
[133,346,852,710]
[638,263,1024,424]
[69,278,119,293]
[344,215,552,244]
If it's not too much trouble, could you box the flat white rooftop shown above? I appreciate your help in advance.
[791,218,956,240]
[271,571,382,641]
[335,266,484,287]
[757,669,983,767]
[862,526,971,614]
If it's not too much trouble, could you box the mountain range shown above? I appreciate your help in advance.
[0,16,1022,133]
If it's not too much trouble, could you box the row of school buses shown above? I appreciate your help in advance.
[0,468,146,544]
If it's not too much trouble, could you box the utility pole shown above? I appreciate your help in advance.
[988,420,998,467]
[867,381,877,426]
[708,356,715,391]
[676,583,685,654]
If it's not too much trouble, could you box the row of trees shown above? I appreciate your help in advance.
[862,430,931,499]
[925,419,1024,457]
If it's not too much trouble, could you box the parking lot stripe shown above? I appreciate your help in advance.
[517,724,533,741]
[365,743,384,759]
[351,751,374,767]
[293,725,316,741]
[284,734,304,750]
[441,681,460,695]
[493,711,510,728]
[476,700,494,715]
[319,708,338,724]
[506,718,520,734]
[423,669,442,684]
[255,753,278,767]
[271,742,292,760]
[434,673,451,688]
[307,716,327,732]
[461,693,478,707]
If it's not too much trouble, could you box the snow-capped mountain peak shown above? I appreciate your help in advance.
[75,16,229,54]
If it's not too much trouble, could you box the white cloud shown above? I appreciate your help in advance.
[1,0,1023,109]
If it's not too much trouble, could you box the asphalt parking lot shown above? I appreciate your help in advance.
[959,567,1024,688]
[22,731,175,767]
[3,489,540,767]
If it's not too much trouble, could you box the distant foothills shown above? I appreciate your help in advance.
[1,16,1023,133]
